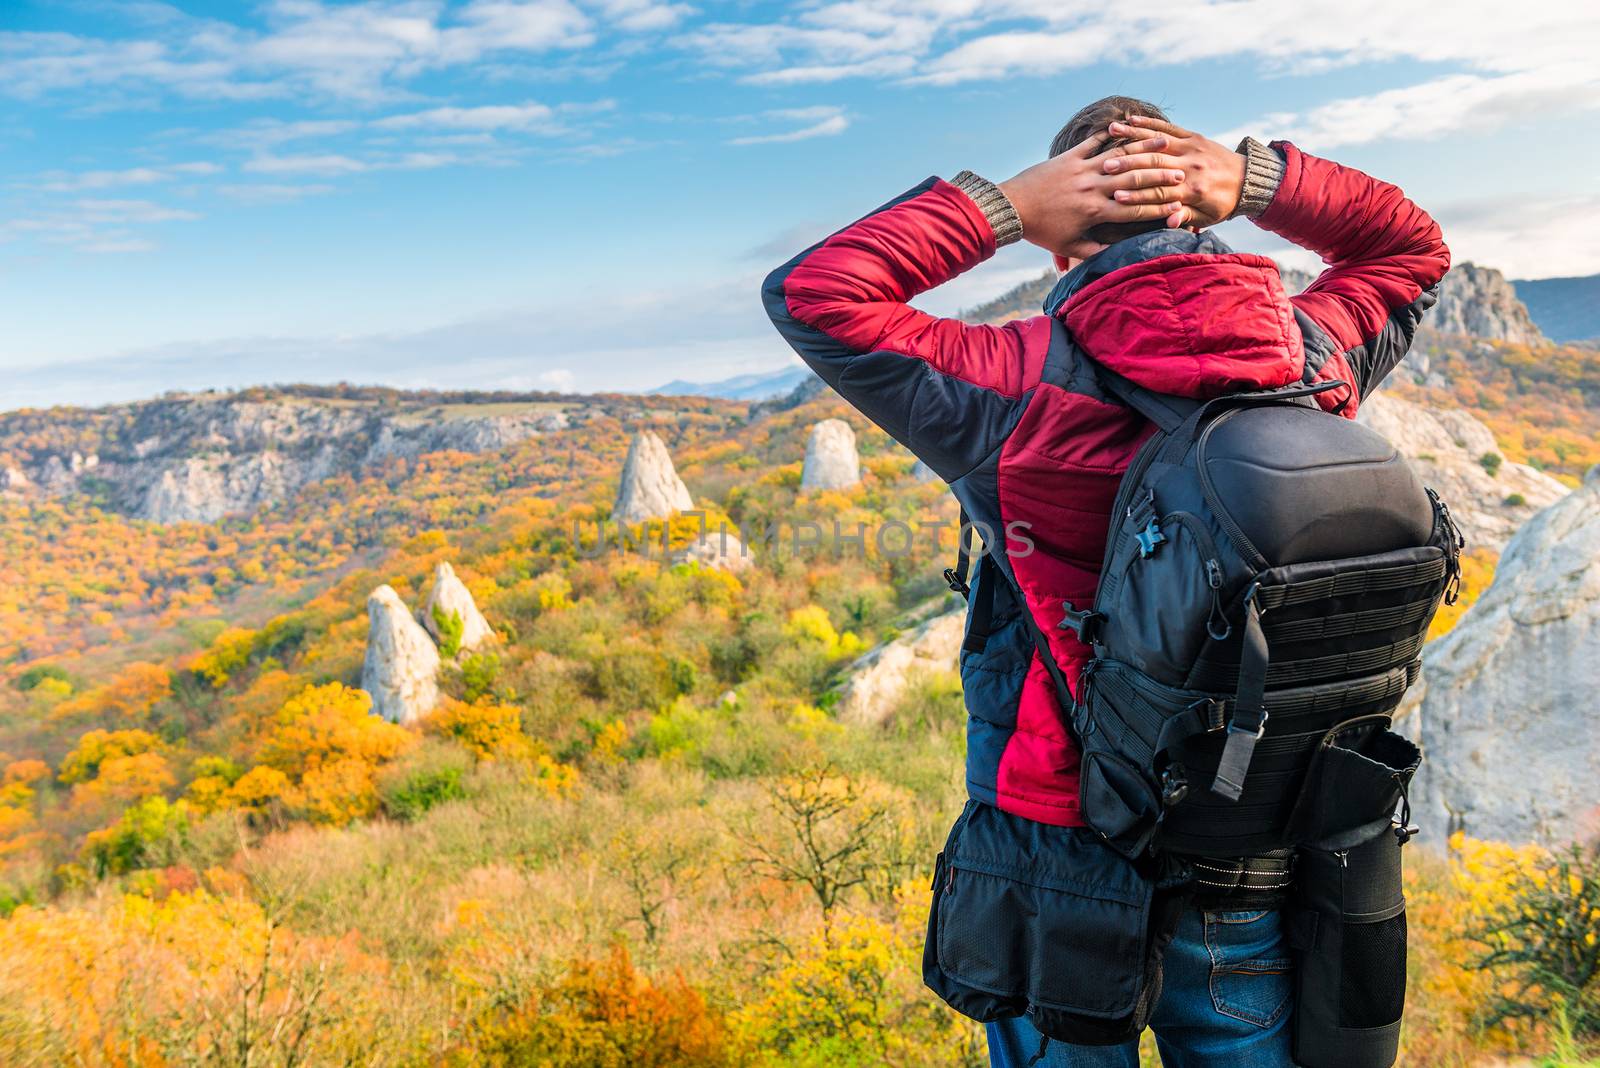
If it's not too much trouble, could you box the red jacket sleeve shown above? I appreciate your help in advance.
[1252,143,1450,403]
[763,178,1050,481]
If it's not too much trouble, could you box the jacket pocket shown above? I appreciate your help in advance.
[923,801,1175,1043]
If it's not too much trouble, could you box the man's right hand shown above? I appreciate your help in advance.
[998,131,1187,260]
[1100,117,1248,229]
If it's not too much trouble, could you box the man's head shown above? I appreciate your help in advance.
[1050,95,1172,259]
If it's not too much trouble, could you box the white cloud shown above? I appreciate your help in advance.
[0,197,198,254]
[729,106,849,145]
[208,117,360,150]
[0,0,601,106]
[673,0,1600,155]
[37,161,222,191]
[373,100,557,131]
[216,182,336,203]
[244,152,372,175]
[594,0,696,33]
[537,367,575,387]
[75,198,200,223]
[1220,64,1600,151]
[1435,193,1600,280]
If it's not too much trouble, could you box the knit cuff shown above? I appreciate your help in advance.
[950,169,1023,248]
[1232,137,1286,220]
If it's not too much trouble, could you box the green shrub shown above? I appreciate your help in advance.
[378,742,470,821]
[432,605,465,658]
[15,664,69,691]
[1504,493,1527,507]
[1470,843,1600,1037]
[1480,451,1504,476]
[460,652,501,702]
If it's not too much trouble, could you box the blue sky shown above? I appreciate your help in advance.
[2,0,1597,407]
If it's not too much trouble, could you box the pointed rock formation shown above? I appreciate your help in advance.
[613,431,693,524]
[835,604,964,727]
[420,562,494,653]
[361,585,441,724]
[801,419,860,491]
[1402,473,1600,843]
[1360,393,1568,553]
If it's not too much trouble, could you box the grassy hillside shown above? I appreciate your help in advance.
[0,384,1593,1065]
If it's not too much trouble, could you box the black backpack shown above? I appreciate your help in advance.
[1019,368,1461,861]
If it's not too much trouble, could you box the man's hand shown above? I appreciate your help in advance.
[998,131,1186,259]
[1101,116,1247,230]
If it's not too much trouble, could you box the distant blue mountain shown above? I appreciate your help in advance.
[648,365,814,401]
[1513,275,1600,343]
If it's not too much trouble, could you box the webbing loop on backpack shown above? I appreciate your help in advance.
[1189,379,1349,439]
[944,508,973,595]
[947,509,996,656]
[1212,589,1269,802]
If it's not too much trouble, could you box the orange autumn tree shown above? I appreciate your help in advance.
[248,682,415,825]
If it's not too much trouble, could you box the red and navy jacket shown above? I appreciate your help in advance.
[763,143,1449,827]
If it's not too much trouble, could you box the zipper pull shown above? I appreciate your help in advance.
[1205,559,1231,640]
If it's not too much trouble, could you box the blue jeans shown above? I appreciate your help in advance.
[987,908,1294,1067]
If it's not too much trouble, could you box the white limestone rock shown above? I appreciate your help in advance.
[613,431,693,524]
[420,562,495,653]
[675,530,753,572]
[1360,393,1568,554]
[361,585,441,725]
[1401,478,1600,844]
[801,419,861,491]
[835,605,964,727]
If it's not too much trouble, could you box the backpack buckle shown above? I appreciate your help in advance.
[1058,601,1105,643]
[942,567,970,595]
[1160,765,1189,807]
[1135,518,1167,558]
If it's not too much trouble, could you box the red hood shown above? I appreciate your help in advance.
[1058,250,1316,404]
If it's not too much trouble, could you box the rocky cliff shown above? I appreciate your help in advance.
[1400,471,1600,844]
[1427,262,1546,345]
[0,389,579,524]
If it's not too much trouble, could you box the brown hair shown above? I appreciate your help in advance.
[1050,95,1171,246]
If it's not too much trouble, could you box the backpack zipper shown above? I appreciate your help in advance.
[1158,511,1232,641]
[1195,408,1270,569]
[1095,429,1175,605]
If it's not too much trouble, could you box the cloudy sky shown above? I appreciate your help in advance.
[3,0,1597,407]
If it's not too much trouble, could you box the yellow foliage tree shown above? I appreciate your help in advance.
[256,682,414,825]
[427,697,531,761]
[58,728,162,785]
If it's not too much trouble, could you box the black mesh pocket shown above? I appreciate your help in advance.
[1340,913,1407,1028]
[1289,830,1408,1068]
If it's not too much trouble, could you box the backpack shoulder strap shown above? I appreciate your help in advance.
[1090,361,1201,434]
